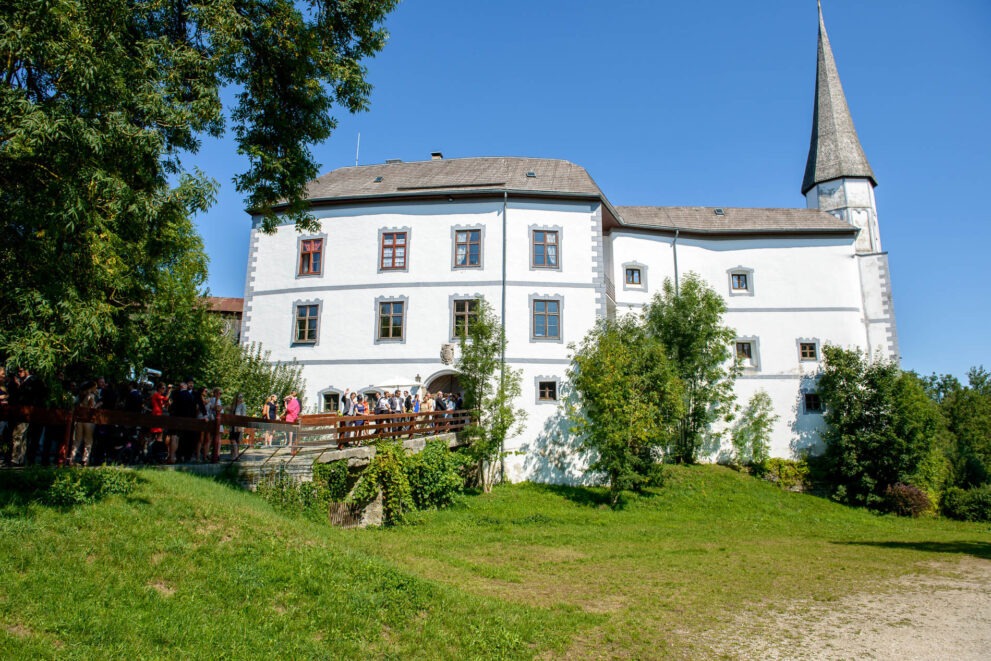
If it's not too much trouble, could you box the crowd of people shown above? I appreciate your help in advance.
[1,368,467,466]
[0,367,306,467]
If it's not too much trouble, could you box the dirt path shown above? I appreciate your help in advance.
[712,557,991,660]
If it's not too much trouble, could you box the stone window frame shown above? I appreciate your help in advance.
[296,232,327,279]
[374,294,409,345]
[534,375,561,405]
[622,260,648,291]
[317,386,345,413]
[377,226,411,273]
[727,266,755,297]
[448,292,484,342]
[451,224,485,270]
[528,224,563,272]
[290,298,322,347]
[734,336,761,371]
[797,338,821,362]
[529,293,564,343]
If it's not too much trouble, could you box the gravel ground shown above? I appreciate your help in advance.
[711,557,991,660]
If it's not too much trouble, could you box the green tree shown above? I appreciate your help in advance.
[643,273,738,463]
[0,0,397,381]
[941,367,991,488]
[817,346,946,507]
[568,316,683,506]
[200,341,305,416]
[455,300,526,492]
[731,390,778,469]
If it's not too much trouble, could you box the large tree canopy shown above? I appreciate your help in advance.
[0,0,397,379]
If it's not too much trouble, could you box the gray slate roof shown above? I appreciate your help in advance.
[616,206,856,234]
[801,4,876,194]
[303,157,604,201]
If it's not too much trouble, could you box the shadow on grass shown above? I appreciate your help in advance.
[834,540,991,561]
[528,483,661,510]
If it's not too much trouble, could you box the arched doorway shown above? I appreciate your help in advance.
[424,372,462,396]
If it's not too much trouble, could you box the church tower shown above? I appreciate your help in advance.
[802,2,898,361]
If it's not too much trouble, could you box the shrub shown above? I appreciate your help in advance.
[760,458,810,491]
[349,442,415,526]
[256,465,331,520]
[43,467,138,507]
[731,390,778,469]
[942,485,991,522]
[882,483,933,518]
[405,440,465,510]
[312,461,350,501]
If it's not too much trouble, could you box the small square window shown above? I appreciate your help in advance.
[322,392,340,412]
[736,341,753,361]
[453,298,479,338]
[625,268,642,285]
[799,342,818,361]
[532,230,559,268]
[380,232,407,270]
[454,230,482,268]
[378,301,405,340]
[295,304,319,343]
[299,238,323,276]
[804,393,823,413]
[731,273,748,291]
[538,381,558,401]
[532,299,560,339]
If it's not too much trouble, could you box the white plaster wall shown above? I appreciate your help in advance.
[609,229,868,460]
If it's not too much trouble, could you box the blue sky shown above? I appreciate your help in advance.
[191,0,991,380]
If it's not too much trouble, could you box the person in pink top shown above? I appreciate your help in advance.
[283,392,300,448]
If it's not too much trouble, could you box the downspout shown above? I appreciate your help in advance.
[499,191,508,483]
[672,228,680,296]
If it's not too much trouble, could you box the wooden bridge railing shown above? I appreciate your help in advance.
[0,405,475,464]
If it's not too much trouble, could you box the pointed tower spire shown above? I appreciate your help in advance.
[801,2,875,194]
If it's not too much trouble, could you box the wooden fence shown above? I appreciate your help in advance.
[0,405,474,465]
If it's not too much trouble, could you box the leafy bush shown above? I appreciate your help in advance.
[882,483,933,518]
[256,465,331,521]
[942,485,991,522]
[349,442,415,526]
[405,440,465,510]
[43,468,138,506]
[312,461,350,501]
[731,390,778,469]
[759,458,810,491]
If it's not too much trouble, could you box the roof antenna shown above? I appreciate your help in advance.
[354,132,361,167]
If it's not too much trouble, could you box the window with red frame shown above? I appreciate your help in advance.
[380,232,407,270]
[298,239,323,275]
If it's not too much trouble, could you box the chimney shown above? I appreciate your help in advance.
[430,152,444,160]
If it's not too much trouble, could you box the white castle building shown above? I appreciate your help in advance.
[241,7,897,482]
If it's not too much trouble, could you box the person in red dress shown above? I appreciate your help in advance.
[149,382,172,463]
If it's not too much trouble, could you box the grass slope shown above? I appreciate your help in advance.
[2,466,988,659]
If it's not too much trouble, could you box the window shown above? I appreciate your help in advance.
[295,304,319,343]
[804,393,823,414]
[454,229,481,268]
[625,268,642,285]
[380,231,407,270]
[728,267,754,296]
[322,392,340,412]
[799,342,819,361]
[538,381,558,401]
[531,230,559,268]
[452,298,479,338]
[378,301,405,340]
[298,238,323,276]
[532,299,560,339]
[735,339,758,369]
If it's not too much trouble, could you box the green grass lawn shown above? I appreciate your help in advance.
[1,466,988,659]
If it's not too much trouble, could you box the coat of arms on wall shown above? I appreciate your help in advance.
[440,343,455,365]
